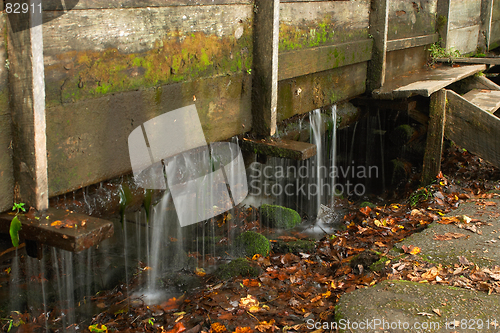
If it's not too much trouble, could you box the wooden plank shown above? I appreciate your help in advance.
[279,1,370,52]
[437,0,451,49]
[445,89,500,168]
[367,0,388,92]
[42,0,251,10]
[278,39,372,81]
[387,34,439,52]
[462,89,500,113]
[385,45,429,83]
[241,138,316,160]
[7,0,48,210]
[388,0,438,40]
[373,64,486,99]
[449,0,482,30]
[278,62,367,121]
[421,89,447,185]
[447,25,481,54]
[0,208,114,252]
[435,57,500,65]
[479,0,493,51]
[252,0,279,136]
[0,13,13,213]
[47,74,252,197]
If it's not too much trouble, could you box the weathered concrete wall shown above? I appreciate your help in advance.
[0,13,13,212]
[277,0,371,120]
[42,2,254,195]
[448,0,482,54]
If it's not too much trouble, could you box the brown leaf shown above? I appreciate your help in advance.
[458,256,472,266]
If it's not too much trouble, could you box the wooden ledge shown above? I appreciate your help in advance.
[241,138,317,160]
[0,208,114,252]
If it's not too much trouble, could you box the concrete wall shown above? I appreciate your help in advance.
[0,13,13,212]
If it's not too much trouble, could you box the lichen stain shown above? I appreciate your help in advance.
[45,22,253,105]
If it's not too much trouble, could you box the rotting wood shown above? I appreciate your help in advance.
[435,57,500,65]
[437,0,451,48]
[445,89,500,169]
[479,0,493,51]
[252,0,279,136]
[0,208,114,253]
[7,0,48,210]
[373,64,486,99]
[462,89,500,113]
[367,0,388,92]
[278,39,372,81]
[422,89,447,186]
[386,34,439,52]
[241,138,316,161]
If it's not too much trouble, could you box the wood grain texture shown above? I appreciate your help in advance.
[277,62,367,121]
[252,0,279,136]
[279,39,372,81]
[388,0,438,40]
[46,74,252,196]
[0,13,13,213]
[384,45,429,84]
[447,25,481,54]
[7,1,49,210]
[387,34,438,52]
[421,89,446,185]
[462,88,500,113]
[367,0,388,92]
[42,0,251,10]
[445,89,500,169]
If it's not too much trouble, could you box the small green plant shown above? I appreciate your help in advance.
[246,68,252,75]
[428,42,460,64]
[88,324,108,333]
[408,187,432,207]
[9,203,26,248]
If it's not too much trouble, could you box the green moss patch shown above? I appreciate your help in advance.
[272,239,316,254]
[260,204,302,230]
[236,231,271,257]
[215,258,261,281]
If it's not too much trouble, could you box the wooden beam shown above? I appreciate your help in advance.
[445,89,500,169]
[480,0,494,51]
[421,89,447,186]
[437,0,451,49]
[7,0,48,210]
[241,138,316,161]
[252,0,279,136]
[386,34,439,52]
[278,39,373,81]
[367,0,389,92]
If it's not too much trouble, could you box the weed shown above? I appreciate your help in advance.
[428,41,460,65]
[9,203,26,248]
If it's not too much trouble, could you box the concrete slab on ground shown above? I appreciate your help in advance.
[336,279,500,333]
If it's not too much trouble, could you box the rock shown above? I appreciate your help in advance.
[260,204,302,229]
[215,258,261,280]
[236,231,271,257]
[349,250,380,274]
[272,239,316,254]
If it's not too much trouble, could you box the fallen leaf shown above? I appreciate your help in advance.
[432,308,442,317]
[458,256,472,266]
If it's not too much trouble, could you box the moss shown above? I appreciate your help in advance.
[273,239,316,254]
[236,231,271,257]
[369,256,389,272]
[45,20,253,105]
[215,258,261,280]
[260,204,302,230]
[359,202,376,209]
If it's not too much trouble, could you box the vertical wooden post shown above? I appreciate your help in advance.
[437,0,451,49]
[367,0,388,92]
[252,0,279,137]
[421,89,447,186]
[480,0,494,51]
[7,0,49,210]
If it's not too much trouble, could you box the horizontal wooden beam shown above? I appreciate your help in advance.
[278,39,372,81]
[241,138,316,160]
[42,0,251,10]
[0,208,114,252]
[387,34,439,52]
[435,57,500,65]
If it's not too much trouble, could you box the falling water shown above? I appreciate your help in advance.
[309,109,323,216]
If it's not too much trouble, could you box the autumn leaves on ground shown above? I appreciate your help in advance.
[10,146,500,333]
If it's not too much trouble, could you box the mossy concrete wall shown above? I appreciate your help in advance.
[0,13,13,212]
